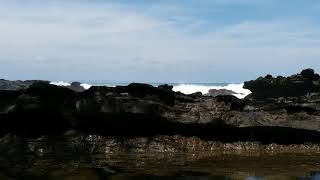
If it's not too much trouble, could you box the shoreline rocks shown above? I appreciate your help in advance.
[67,81,86,92]
[244,68,320,99]
[204,89,240,97]
[0,79,49,91]
[0,69,320,146]
[2,134,320,157]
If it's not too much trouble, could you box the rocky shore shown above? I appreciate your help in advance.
[2,69,320,178]
[1,69,320,149]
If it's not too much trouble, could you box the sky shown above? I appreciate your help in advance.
[0,0,320,83]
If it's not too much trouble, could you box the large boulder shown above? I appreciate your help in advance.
[115,83,176,106]
[74,83,176,135]
[243,69,320,99]
[1,82,77,135]
[67,81,86,92]
[205,89,239,97]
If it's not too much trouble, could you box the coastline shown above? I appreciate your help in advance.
[1,68,320,177]
[0,68,320,147]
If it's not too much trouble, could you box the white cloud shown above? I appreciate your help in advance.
[0,0,319,82]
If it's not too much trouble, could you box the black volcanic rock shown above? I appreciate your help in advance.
[215,95,245,111]
[205,89,239,97]
[0,79,50,91]
[243,68,320,99]
[67,81,86,92]
[301,68,316,79]
[1,70,320,145]
[2,82,76,135]
[158,84,174,90]
[117,83,175,106]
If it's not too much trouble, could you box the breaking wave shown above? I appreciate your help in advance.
[50,81,70,87]
[172,83,251,99]
[50,81,251,99]
[50,81,93,90]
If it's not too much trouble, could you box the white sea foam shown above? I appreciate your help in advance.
[50,81,70,86]
[81,83,92,89]
[172,83,251,99]
[50,81,92,89]
[50,81,251,99]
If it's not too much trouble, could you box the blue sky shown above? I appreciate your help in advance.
[0,0,320,83]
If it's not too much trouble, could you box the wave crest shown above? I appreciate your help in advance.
[50,81,92,89]
[172,83,251,99]
[50,81,251,99]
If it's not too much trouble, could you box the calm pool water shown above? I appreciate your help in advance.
[1,152,320,179]
[1,135,320,179]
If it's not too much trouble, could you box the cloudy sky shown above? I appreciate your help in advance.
[0,0,320,83]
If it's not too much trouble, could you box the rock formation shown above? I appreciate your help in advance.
[67,81,86,92]
[1,68,320,178]
[205,89,239,97]
[0,69,320,145]
[0,79,49,90]
[244,68,320,99]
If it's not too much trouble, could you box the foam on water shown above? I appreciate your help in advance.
[80,83,92,89]
[50,81,251,99]
[50,81,92,89]
[50,81,71,86]
[172,83,251,99]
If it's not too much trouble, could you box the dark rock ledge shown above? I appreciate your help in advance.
[1,69,320,149]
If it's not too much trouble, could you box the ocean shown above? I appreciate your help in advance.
[50,81,252,99]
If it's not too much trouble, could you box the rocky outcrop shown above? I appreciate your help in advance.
[66,81,86,92]
[0,69,320,145]
[205,89,239,97]
[0,82,76,135]
[244,68,320,99]
[2,69,320,178]
[0,79,87,92]
[0,79,49,91]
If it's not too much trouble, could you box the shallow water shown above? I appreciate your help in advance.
[1,152,320,179]
[1,135,320,179]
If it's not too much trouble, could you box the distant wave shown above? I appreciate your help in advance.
[172,83,251,99]
[50,81,251,99]
[50,81,70,87]
[80,83,92,90]
[50,81,93,89]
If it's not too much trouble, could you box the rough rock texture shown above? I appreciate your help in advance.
[2,69,320,178]
[244,68,320,99]
[205,89,239,97]
[2,134,320,158]
[66,81,86,92]
[0,79,50,91]
[1,69,320,145]
[0,82,76,135]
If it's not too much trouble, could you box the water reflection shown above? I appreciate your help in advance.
[1,136,320,179]
[245,176,264,180]
[104,172,320,180]
[1,160,320,180]
[301,171,320,180]
[1,170,320,180]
